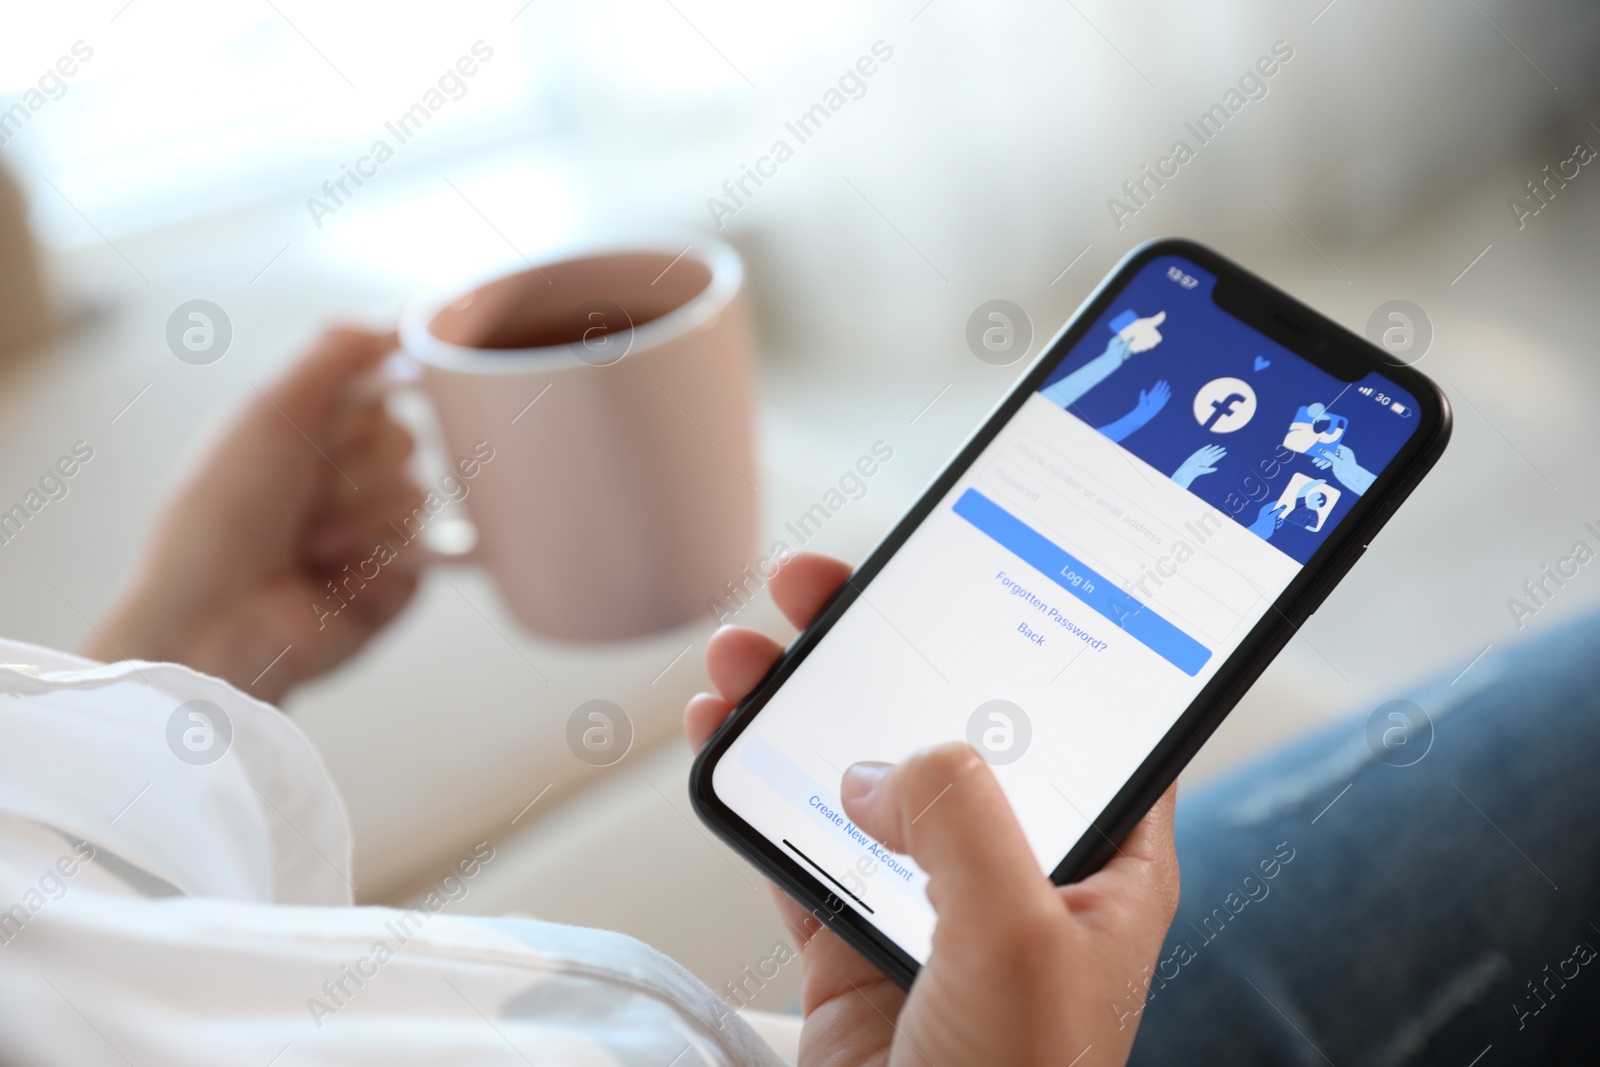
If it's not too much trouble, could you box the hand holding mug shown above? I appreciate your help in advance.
[85,328,426,701]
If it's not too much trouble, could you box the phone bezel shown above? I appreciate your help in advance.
[689,237,1453,990]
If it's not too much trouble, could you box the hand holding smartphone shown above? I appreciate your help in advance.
[691,239,1451,989]
[686,556,1182,1067]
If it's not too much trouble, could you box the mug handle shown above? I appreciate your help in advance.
[354,349,481,563]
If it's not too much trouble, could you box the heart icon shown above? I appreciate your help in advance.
[1253,356,1271,372]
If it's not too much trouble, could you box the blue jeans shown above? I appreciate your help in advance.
[1130,612,1600,1066]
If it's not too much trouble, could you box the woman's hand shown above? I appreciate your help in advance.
[685,552,1180,1067]
[85,327,426,703]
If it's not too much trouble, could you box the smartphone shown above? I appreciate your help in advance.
[690,238,1451,989]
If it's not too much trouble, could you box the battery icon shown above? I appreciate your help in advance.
[1390,400,1410,416]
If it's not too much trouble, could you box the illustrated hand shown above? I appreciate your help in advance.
[1247,501,1289,540]
[85,328,426,703]
[1309,443,1375,495]
[1097,379,1172,443]
[686,553,1181,1067]
[1135,379,1172,419]
[1171,443,1227,489]
[1119,310,1167,354]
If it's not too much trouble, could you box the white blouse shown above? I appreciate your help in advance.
[0,637,788,1066]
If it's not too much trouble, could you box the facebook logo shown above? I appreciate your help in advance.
[1192,377,1257,433]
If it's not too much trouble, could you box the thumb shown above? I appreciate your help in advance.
[1145,310,1167,327]
[840,743,1057,932]
[261,327,396,427]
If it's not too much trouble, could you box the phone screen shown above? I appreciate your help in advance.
[711,253,1423,963]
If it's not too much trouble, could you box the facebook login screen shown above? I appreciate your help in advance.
[713,254,1421,962]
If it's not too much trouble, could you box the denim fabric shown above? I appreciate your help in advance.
[1130,612,1600,1066]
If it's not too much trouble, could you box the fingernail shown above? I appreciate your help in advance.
[841,761,892,806]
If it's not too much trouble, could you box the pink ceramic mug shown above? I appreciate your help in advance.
[398,236,758,642]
